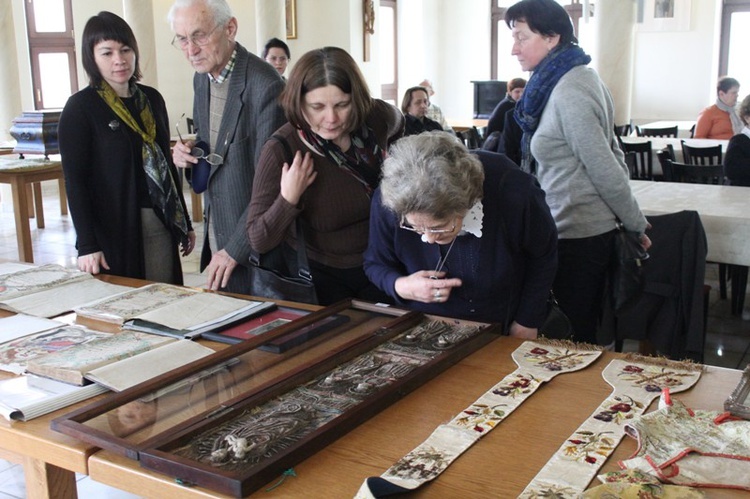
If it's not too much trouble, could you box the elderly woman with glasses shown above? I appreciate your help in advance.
[364,132,558,339]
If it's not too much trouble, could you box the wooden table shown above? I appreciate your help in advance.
[631,180,750,266]
[86,337,745,498]
[447,118,488,133]
[0,156,67,263]
[638,120,696,138]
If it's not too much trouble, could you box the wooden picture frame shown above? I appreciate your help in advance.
[286,0,297,39]
[725,364,750,420]
[52,300,501,497]
[638,0,692,32]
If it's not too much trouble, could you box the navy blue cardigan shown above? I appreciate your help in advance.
[364,151,558,327]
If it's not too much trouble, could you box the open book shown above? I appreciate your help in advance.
[26,331,175,385]
[0,263,130,318]
[75,283,276,339]
[0,374,108,422]
[0,315,111,375]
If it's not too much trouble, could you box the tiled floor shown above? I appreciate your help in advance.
[0,181,748,497]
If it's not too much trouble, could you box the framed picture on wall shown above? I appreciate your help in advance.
[638,0,692,32]
[286,0,297,39]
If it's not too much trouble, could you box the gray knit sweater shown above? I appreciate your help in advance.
[530,66,647,238]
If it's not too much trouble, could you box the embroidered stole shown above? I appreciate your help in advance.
[354,340,603,498]
[519,357,702,498]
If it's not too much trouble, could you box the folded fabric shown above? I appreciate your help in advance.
[583,469,705,498]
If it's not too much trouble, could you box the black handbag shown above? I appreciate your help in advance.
[611,219,649,312]
[540,291,573,340]
[249,220,318,305]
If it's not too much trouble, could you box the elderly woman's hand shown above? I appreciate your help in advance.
[281,150,316,206]
[394,271,462,304]
[508,321,538,340]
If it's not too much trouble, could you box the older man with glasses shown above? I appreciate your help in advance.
[168,0,285,293]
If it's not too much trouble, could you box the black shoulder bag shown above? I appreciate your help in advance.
[248,135,318,304]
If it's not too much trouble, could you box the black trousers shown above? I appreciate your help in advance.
[553,229,617,345]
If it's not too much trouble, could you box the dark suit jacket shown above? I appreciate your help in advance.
[724,133,750,186]
[193,42,286,293]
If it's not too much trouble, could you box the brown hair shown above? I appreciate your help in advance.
[739,94,750,124]
[400,86,429,114]
[279,47,372,133]
[507,78,527,93]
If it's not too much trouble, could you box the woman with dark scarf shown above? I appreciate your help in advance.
[506,0,651,344]
[59,11,195,284]
[247,47,404,305]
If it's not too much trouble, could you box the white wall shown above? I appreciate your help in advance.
[8,0,728,133]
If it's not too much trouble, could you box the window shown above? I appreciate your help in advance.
[720,0,750,89]
[24,0,78,109]
[379,0,398,105]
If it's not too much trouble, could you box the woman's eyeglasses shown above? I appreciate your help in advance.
[399,217,457,235]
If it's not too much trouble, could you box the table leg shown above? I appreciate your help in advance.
[33,182,45,229]
[191,191,203,222]
[22,456,77,499]
[25,184,35,219]
[58,178,68,215]
[10,177,34,263]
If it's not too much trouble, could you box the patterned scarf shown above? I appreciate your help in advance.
[514,44,592,173]
[716,97,744,135]
[300,124,383,197]
[96,81,189,244]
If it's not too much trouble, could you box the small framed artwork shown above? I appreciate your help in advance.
[638,0,692,32]
[286,0,297,39]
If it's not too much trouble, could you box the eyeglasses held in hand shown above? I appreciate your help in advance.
[399,217,457,235]
[191,147,223,166]
[171,24,221,49]
[175,113,186,143]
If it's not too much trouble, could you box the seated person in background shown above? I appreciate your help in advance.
[694,76,742,139]
[724,94,750,186]
[262,37,290,79]
[402,86,444,136]
[364,132,558,339]
[486,77,527,138]
[419,79,453,131]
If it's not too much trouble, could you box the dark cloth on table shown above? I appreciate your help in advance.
[59,84,191,284]
[404,114,443,137]
[364,150,558,327]
[724,133,750,186]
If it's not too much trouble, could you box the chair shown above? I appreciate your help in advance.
[636,125,679,138]
[614,123,631,137]
[620,140,653,180]
[457,126,483,149]
[662,159,725,185]
[186,117,195,134]
[681,140,723,166]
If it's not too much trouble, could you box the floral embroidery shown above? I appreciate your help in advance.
[454,403,506,432]
[563,430,615,465]
[389,447,450,481]
[519,482,579,498]
[618,365,693,392]
[492,373,538,397]
[593,395,644,424]
[524,346,599,372]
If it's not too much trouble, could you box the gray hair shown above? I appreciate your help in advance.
[380,132,485,220]
[740,94,750,124]
[167,0,233,27]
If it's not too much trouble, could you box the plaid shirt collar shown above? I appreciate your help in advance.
[208,47,237,84]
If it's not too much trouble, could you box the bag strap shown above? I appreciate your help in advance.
[250,134,313,282]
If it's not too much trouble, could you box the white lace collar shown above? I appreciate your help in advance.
[742,126,750,140]
[459,200,483,238]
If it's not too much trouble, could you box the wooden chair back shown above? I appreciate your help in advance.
[637,125,679,138]
[620,140,653,180]
[664,159,725,185]
[681,140,723,166]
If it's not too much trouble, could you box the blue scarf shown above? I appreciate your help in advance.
[514,44,591,173]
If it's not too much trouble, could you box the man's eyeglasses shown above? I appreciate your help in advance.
[399,217,457,235]
[171,24,221,49]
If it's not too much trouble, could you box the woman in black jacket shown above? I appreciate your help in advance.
[725,94,750,187]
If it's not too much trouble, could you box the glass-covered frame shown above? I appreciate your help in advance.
[52,299,501,497]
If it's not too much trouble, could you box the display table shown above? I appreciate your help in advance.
[87,338,744,498]
[631,180,750,266]
[0,156,67,263]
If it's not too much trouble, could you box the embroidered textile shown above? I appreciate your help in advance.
[519,358,702,498]
[354,340,603,498]
[582,469,705,498]
[619,399,750,490]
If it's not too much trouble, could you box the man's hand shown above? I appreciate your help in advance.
[77,251,110,275]
[181,231,197,257]
[172,140,198,169]
[205,249,237,290]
